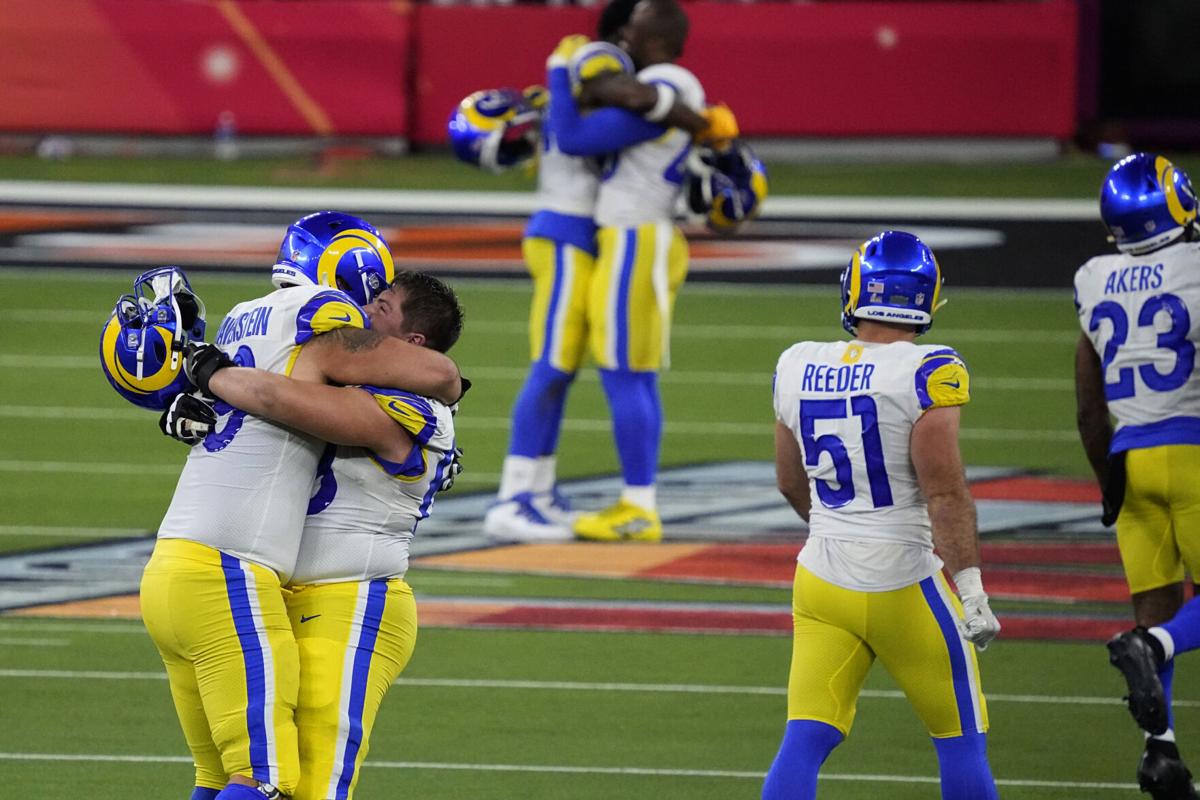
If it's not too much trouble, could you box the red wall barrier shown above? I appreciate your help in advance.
[411,0,1078,143]
[0,0,411,136]
[0,1,1077,141]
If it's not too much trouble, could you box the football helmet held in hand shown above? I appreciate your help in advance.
[99,266,207,410]
[448,88,541,174]
[686,141,768,235]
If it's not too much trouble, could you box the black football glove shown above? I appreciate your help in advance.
[184,342,235,396]
[1101,451,1127,527]
[159,392,218,446]
[438,446,464,493]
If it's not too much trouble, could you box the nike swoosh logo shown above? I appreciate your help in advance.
[941,380,961,389]
[300,614,321,624]
[329,313,352,323]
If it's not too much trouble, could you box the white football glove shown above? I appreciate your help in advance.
[953,567,1001,651]
[159,392,217,446]
[438,447,464,493]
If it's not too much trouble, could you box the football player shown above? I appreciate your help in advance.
[765,231,1000,800]
[168,270,462,800]
[128,213,462,800]
[1075,153,1200,798]
[546,0,723,542]
[456,0,737,542]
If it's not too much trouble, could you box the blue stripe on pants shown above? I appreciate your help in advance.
[334,579,389,799]
[540,242,566,362]
[615,229,637,370]
[220,553,270,783]
[918,576,977,734]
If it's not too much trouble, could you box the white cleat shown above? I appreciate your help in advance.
[483,492,573,542]
[531,486,580,528]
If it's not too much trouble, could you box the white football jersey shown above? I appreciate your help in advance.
[290,388,457,585]
[1074,240,1200,452]
[157,286,367,581]
[773,339,971,591]
[535,121,601,219]
[594,63,705,227]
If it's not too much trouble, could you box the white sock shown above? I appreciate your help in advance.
[621,484,656,510]
[532,456,557,495]
[1147,728,1177,743]
[497,456,537,500]
[1148,626,1176,662]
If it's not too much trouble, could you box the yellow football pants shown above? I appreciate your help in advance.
[589,222,688,371]
[786,564,988,738]
[140,538,300,792]
[287,578,418,800]
[524,236,594,372]
[1117,444,1200,594]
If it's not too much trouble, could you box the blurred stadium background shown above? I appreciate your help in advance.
[2,0,1200,797]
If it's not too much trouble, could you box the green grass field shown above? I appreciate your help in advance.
[0,614,1177,798]
[0,270,1084,555]
[0,156,1155,797]
[4,150,1200,197]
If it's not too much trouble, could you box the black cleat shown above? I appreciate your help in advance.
[1138,740,1199,800]
[1109,627,1169,735]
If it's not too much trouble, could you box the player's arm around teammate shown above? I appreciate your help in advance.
[911,404,1000,649]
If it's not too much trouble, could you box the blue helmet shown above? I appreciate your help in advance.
[1100,153,1197,254]
[447,88,540,173]
[840,231,942,336]
[99,266,207,410]
[687,142,769,235]
[271,211,395,306]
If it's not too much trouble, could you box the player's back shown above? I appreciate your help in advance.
[158,285,366,581]
[535,120,601,220]
[774,339,970,590]
[1074,240,1200,452]
[594,63,704,228]
[291,388,457,585]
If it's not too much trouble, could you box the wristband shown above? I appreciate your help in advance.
[952,566,984,597]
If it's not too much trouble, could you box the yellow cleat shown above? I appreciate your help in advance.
[573,501,662,543]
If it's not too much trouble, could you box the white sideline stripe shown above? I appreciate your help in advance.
[0,460,179,476]
[0,272,1072,300]
[0,525,147,538]
[465,320,1080,344]
[0,354,1077,392]
[0,638,70,647]
[0,181,1097,220]
[0,751,1133,789]
[0,669,1193,709]
[0,413,1080,443]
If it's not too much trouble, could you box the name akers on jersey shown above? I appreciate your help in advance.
[800,363,876,394]
[215,305,273,346]
[1104,263,1164,295]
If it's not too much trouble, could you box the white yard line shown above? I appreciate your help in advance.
[0,525,147,538]
[0,668,1187,709]
[0,416,1082,443]
[0,638,70,647]
[0,750,1133,789]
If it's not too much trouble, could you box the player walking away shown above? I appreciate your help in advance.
[545,0,704,543]
[166,271,463,800]
[1075,153,1200,799]
[125,213,462,800]
[765,231,1001,800]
